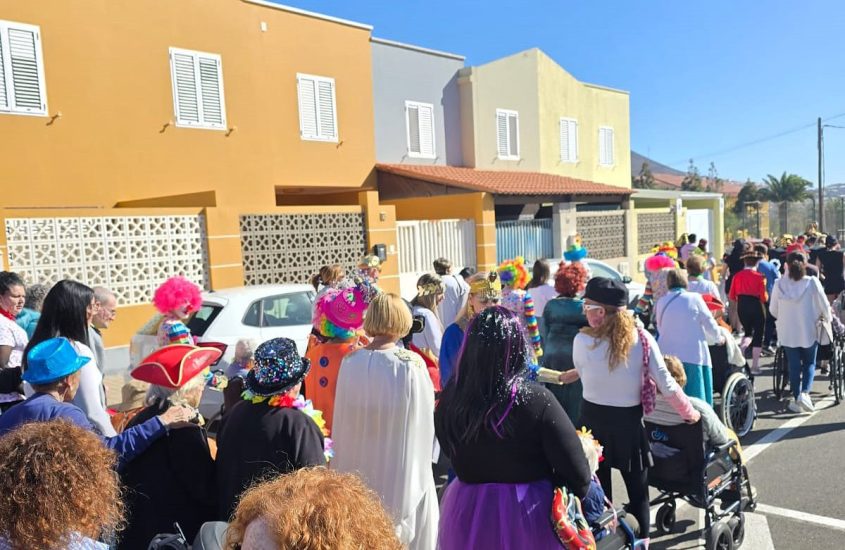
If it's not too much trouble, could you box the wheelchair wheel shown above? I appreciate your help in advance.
[721,372,756,437]
[772,347,789,399]
[833,339,845,404]
[655,503,677,535]
[706,521,733,550]
[728,514,745,548]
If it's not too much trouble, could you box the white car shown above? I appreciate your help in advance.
[129,284,315,421]
[582,258,645,309]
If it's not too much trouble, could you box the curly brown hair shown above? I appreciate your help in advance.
[0,420,124,549]
[581,308,637,371]
[554,262,588,297]
[226,468,401,550]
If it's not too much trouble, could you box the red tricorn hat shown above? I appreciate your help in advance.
[701,293,725,313]
[131,344,222,389]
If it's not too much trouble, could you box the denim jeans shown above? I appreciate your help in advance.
[784,344,818,400]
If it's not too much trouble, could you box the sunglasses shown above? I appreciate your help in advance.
[582,304,605,313]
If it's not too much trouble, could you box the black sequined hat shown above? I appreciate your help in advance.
[245,338,311,397]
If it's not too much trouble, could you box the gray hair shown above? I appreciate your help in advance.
[145,373,206,408]
[93,286,116,305]
[24,283,50,311]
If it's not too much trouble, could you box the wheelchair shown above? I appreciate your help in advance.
[646,420,756,550]
[772,332,845,404]
[709,344,756,437]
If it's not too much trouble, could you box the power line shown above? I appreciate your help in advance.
[666,111,845,167]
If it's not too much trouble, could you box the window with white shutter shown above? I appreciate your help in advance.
[168,47,226,130]
[599,126,615,166]
[0,20,48,116]
[405,100,435,159]
[297,73,338,142]
[496,109,519,160]
[559,117,578,163]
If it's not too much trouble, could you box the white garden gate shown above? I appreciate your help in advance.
[396,219,476,300]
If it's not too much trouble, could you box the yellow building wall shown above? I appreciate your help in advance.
[458,51,541,171]
[0,0,375,209]
[536,52,631,189]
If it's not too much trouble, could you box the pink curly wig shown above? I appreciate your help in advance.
[644,253,676,273]
[152,276,202,315]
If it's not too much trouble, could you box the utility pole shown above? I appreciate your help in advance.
[819,117,824,232]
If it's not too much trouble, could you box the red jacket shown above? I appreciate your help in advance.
[729,269,768,303]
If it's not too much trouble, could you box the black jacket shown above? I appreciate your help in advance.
[117,400,217,550]
[216,399,326,519]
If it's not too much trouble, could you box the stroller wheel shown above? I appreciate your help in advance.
[706,521,733,550]
[655,503,676,535]
[728,514,745,547]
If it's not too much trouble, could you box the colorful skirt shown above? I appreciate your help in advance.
[438,479,563,549]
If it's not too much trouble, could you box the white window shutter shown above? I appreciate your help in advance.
[418,104,434,157]
[298,76,318,138]
[316,79,336,139]
[560,119,570,161]
[197,55,224,126]
[407,104,421,154]
[571,120,579,161]
[171,51,200,124]
[0,34,8,111]
[496,111,508,157]
[599,128,607,165]
[508,113,519,157]
[606,128,614,165]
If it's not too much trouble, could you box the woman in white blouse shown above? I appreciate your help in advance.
[656,269,725,403]
[411,274,445,362]
[22,280,115,436]
[560,277,699,538]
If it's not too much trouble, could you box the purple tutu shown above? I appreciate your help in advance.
[438,479,563,549]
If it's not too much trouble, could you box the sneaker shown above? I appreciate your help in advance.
[761,348,774,358]
[799,392,815,412]
[750,365,763,375]
[787,400,805,414]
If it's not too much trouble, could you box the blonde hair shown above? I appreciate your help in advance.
[581,309,636,370]
[227,468,401,550]
[663,355,687,388]
[456,272,501,328]
[145,371,207,408]
[363,293,412,339]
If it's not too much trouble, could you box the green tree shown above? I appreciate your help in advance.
[705,161,724,192]
[681,159,703,191]
[760,172,812,234]
[632,160,656,189]
[733,179,760,215]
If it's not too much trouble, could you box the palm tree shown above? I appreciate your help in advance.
[761,172,812,234]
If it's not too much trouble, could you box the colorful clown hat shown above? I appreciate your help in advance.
[563,234,588,262]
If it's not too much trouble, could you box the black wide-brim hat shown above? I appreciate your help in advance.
[245,337,311,397]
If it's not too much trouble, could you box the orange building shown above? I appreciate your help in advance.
[0,0,398,348]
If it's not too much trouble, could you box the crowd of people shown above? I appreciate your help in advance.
[0,226,841,549]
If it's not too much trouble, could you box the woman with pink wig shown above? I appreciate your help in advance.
[151,276,203,348]
[634,252,677,327]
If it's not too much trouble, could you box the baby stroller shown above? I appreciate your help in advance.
[645,420,756,550]
[709,344,756,437]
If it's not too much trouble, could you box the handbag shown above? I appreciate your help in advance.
[550,486,596,550]
[818,316,833,346]
[637,327,657,415]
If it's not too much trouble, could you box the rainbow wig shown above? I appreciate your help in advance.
[312,288,358,340]
[644,252,676,273]
[152,276,202,316]
[498,257,530,290]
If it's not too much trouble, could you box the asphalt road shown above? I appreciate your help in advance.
[637,353,845,549]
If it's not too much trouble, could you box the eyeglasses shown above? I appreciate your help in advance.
[582,304,605,313]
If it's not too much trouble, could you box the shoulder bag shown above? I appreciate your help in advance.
[637,327,657,415]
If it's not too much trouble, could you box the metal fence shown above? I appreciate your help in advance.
[496,219,554,265]
[738,199,845,238]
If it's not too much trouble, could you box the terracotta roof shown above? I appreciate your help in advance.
[376,164,633,196]
[652,172,744,197]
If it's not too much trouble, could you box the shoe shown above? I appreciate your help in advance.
[820,362,830,375]
[761,348,774,358]
[787,400,805,414]
[750,365,762,375]
[799,392,815,412]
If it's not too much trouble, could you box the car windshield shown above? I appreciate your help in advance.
[588,261,620,281]
[187,304,223,336]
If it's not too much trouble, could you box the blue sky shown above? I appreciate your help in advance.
[279,0,845,185]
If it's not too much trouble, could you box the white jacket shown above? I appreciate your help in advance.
[769,276,831,349]
[656,289,723,367]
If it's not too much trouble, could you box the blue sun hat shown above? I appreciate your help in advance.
[22,338,90,385]
[563,234,588,262]
[244,338,311,397]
